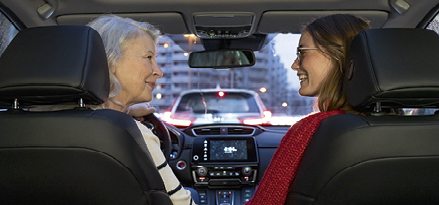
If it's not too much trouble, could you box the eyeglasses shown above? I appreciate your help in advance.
[296,47,320,62]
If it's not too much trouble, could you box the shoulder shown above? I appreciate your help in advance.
[292,110,345,128]
[134,120,159,141]
[134,120,152,132]
[304,110,345,120]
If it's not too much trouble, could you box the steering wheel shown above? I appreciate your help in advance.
[141,114,172,161]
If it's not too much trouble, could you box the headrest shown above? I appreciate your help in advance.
[345,28,439,111]
[0,26,109,106]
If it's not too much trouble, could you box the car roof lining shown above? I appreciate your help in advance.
[257,11,389,34]
[2,0,437,31]
[1,0,439,51]
[56,13,188,35]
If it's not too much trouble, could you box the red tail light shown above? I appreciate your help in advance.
[240,118,264,125]
[161,111,193,127]
[263,110,272,122]
[239,110,272,125]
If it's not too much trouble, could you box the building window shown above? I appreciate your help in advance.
[0,12,18,57]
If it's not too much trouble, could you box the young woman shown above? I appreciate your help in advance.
[245,14,370,205]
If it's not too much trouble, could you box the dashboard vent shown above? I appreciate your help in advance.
[193,127,221,135]
[228,127,255,135]
[191,126,256,136]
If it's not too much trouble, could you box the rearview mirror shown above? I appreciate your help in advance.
[188,49,255,68]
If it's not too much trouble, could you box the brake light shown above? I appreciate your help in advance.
[161,111,193,127]
[241,118,264,125]
[263,110,272,123]
[168,118,192,127]
[239,110,272,125]
[162,111,171,118]
[218,91,225,97]
[263,110,272,120]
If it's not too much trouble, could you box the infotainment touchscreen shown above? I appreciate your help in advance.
[209,140,248,160]
[192,137,258,163]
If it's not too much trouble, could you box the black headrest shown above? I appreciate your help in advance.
[0,26,109,106]
[345,28,439,110]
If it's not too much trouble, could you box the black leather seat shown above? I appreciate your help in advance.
[286,28,439,204]
[0,26,172,204]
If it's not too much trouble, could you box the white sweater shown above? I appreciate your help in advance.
[135,120,195,205]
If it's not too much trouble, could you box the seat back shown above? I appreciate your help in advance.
[287,28,439,204]
[0,26,172,204]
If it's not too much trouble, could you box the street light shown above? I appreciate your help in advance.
[156,93,162,99]
[260,87,267,93]
[282,102,288,107]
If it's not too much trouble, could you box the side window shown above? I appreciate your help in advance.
[427,14,439,33]
[0,11,18,56]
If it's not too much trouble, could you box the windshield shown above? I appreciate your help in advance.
[176,92,260,114]
[152,33,315,126]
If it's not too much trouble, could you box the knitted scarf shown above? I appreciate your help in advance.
[245,110,345,205]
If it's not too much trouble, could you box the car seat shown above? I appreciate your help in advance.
[286,28,439,204]
[0,26,172,204]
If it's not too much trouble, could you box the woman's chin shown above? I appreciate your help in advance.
[298,88,309,97]
[298,88,317,97]
[134,96,153,104]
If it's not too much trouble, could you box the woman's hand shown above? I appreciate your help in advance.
[128,102,156,121]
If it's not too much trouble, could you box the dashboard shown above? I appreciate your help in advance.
[166,124,288,205]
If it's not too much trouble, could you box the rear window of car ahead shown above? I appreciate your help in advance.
[175,92,260,114]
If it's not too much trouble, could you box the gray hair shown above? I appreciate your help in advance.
[87,14,161,100]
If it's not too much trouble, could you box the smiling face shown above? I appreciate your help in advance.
[111,34,163,107]
[291,31,334,97]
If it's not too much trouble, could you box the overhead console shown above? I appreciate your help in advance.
[191,136,258,188]
[193,12,255,39]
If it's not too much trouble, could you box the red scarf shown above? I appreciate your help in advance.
[246,110,345,205]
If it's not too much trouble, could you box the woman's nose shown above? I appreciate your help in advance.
[291,58,299,71]
[153,63,164,78]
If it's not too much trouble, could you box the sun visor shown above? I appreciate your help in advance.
[258,11,388,34]
[56,13,187,35]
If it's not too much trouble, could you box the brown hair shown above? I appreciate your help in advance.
[304,14,370,113]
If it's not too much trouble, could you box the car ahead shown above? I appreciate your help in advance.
[1,0,439,205]
[162,88,272,127]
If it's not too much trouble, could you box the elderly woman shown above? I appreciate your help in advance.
[87,15,195,205]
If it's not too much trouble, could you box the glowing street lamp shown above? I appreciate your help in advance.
[260,87,267,93]
[156,93,162,99]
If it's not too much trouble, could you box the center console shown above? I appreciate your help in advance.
[191,137,258,204]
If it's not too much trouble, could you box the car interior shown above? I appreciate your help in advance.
[1,0,439,205]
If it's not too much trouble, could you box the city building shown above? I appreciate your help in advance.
[151,34,314,116]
